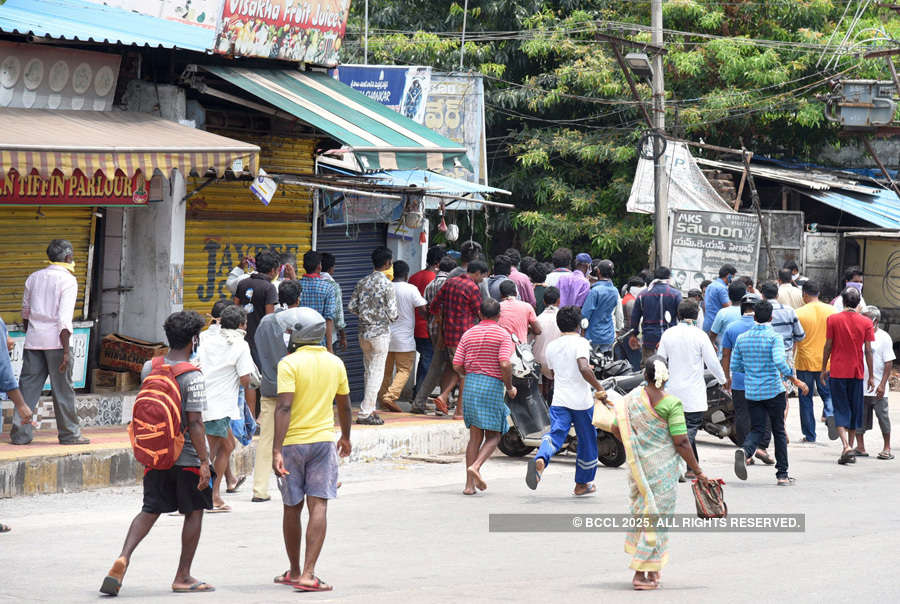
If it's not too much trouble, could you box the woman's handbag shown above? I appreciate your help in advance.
[591,394,617,432]
[691,478,728,518]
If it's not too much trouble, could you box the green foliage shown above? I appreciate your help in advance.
[341,0,900,272]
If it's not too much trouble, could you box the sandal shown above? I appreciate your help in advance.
[295,576,333,592]
[172,581,215,593]
[99,556,127,596]
[429,396,449,416]
[754,451,775,465]
[208,504,232,513]
[0,523,10,534]
[877,451,895,460]
[573,484,597,497]
[274,571,300,586]
[838,451,855,465]
[851,450,869,457]
[525,458,543,490]
[226,476,247,493]
[734,449,748,480]
[777,476,796,486]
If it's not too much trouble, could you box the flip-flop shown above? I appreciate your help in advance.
[825,416,838,440]
[0,523,10,533]
[525,458,543,490]
[208,504,232,513]
[172,581,215,593]
[877,451,895,460]
[734,449,748,480]
[838,451,855,465]
[573,484,597,497]
[274,571,300,586]
[777,477,796,486]
[632,580,659,591]
[226,476,247,493]
[99,557,127,596]
[295,576,333,592]
[851,450,869,457]
[755,451,775,465]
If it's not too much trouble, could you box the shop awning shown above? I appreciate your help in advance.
[794,189,900,229]
[367,169,511,210]
[202,66,472,173]
[0,108,260,178]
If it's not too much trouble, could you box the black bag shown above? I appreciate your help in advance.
[691,478,728,518]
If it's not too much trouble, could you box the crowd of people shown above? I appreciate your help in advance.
[0,239,894,594]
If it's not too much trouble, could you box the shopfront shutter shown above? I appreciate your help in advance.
[0,206,93,324]
[182,134,315,315]
[316,223,388,404]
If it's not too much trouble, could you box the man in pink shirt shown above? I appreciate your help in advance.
[557,253,592,307]
[498,281,541,343]
[504,248,536,307]
[11,239,88,445]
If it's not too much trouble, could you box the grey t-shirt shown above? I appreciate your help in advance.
[447,267,490,301]
[254,311,288,398]
[141,358,207,466]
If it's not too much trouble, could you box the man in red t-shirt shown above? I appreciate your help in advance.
[821,287,875,464]
[409,246,444,392]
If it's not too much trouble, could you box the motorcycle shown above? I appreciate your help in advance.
[497,333,627,468]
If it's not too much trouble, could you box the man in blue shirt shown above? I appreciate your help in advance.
[721,293,771,461]
[709,281,747,353]
[299,250,337,351]
[731,301,808,486]
[582,260,619,353]
[703,264,737,332]
[630,266,680,366]
[1,317,35,532]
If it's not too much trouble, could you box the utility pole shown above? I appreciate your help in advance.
[651,0,668,268]
[459,0,469,70]
[364,0,369,64]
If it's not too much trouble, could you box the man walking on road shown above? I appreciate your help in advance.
[299,251,336,352]
[853,306,894,460]
[410,256,457,414]
[12,239,88,445]
[349,246,399,426]
[100,311,213,595]
[252,281,301,503]
[380,260,427,412]
[630,266,680,366]
[453,298,517,494]
[776,268,804,309]
[658,299,726,475]
[557,253,592,307]
[582,259,621,354]
[320,253,347,351]
[732,301,809,486]
[272,308,352,592]
[708,281,746,352]
[234,249,280,366]
[822,287,875,465]
[526,306,607,496]
[504,248,536,307]
[498,280,541,343]
[703,264,737,333]
[794,281,836,442]
[532,287,561,401]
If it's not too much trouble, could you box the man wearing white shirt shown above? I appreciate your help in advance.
[853,306,895,459]
[531,287,562,401]
[12,239,87,445]
[197,305,257,511]
[832,267,866,311]
[658,299,726,476]
[379,261,427,412]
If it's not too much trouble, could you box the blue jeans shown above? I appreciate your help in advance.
[742,393,789,479]
[796,370,832,442]
[614,340,641,372]
[414,337,434,395]
[534,407,599,484]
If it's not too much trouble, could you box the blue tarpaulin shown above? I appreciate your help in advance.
[796,188,900,229]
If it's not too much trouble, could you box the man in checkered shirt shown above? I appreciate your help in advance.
[731,300,808,486]
[299,250,336,352]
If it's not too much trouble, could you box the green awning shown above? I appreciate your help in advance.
[203,66,472,173]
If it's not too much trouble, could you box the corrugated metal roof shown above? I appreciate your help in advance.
[0,0,215,51]
[696,157,881,195]
[367,170,510,196]
[795,188,900,229]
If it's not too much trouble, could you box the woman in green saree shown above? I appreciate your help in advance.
[610,356,709,590]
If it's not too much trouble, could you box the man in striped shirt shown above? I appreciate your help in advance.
[731,301,808,486]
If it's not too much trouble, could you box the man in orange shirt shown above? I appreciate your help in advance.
[794,281,836,442]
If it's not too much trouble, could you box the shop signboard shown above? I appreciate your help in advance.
[214,0,350,66]
[84,0,219,31]
[0,170,151,206]
[336,65,431,124]
[7,325,91,390]
[669,210,761,293]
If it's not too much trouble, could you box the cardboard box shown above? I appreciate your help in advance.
[92,368,141,392]
[99,333,168,374]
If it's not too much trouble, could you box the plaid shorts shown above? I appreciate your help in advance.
[277,442,339,505]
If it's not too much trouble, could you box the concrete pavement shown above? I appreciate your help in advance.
[0,398,898,603]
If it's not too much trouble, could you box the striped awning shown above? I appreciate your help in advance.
[0,108,260,179]
[203,66,471,173]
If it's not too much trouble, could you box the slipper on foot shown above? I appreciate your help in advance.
[274,571,300,586]
[172,581,215,593]
[99,557,128,596]
[754,451,775,465]
[225,476,247,493]
[838,451,855,465]
[734,449,748,480]
[0,523,10,533]
[295,577,333,592]
[825,416,838,440]
[573,484,597,497]
[777,477,796,486]
[877,451,895,460]
[208,504,231,513]
[525,458,542,490]
[851,450,869,457]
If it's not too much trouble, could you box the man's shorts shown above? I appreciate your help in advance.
[862,396,891,435]
[830,377,864,430]
[142,466,214,515]
[204,417,231,438]
[277,442,339,506]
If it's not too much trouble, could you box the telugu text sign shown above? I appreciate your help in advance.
[669,210,761,293]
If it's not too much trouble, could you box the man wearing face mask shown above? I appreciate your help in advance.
[703,264,737,333]
[832,267,866,311]
[11,239,87,445]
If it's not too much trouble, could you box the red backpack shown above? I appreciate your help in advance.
[128,356,198,470]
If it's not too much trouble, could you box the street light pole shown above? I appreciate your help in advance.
[651,0,668,268]
[364,0,369,65]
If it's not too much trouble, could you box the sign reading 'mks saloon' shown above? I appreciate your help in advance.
[0,169,150,205]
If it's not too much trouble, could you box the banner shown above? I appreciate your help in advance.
[8,326,91,390]
[423,74,486,185]
[0,169,150,206]
[215,0,350,66]
[669,210,761,293]
[84,0,219,30]
[627,141,734,215]
[336,65,431,124]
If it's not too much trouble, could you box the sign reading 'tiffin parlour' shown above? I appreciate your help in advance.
[0,169,150,206]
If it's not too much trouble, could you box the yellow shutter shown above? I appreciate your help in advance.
[0,206,93,325]
[182,134,315,315]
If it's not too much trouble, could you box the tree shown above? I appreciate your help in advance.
[341,0,899,274]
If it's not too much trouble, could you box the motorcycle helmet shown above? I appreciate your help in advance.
[739,292,763,314]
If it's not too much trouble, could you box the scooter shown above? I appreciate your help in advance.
[497,333,627,467]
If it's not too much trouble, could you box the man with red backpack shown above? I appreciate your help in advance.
[100,311,214,596]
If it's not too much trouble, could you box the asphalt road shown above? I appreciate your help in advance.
[1,397,899,603]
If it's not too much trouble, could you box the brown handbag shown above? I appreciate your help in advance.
[691,478,728,518]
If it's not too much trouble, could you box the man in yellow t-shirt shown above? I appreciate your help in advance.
[272,308,352,593]
[794,280,837,443]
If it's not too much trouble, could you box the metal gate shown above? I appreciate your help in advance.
[803,232,841,300]
[316,224,388,404]
[757,210,804,282]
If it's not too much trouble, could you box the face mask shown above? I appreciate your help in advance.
[629,286,643,297]
[845,281,863,294]
[380,266,394,281]
[48,261,76,273]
